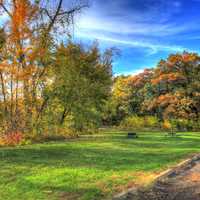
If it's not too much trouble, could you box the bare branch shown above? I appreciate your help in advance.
[46,0,63,32]
[0,2,12,18]
[41,8,53,21]
[57,4,88,16]
[43,0,88,33]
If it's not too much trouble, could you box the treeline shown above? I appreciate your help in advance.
[103,52,200,131]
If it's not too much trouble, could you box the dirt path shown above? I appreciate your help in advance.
[114,155,200,200]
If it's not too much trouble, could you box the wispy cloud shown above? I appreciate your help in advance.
[76,0,197,37]
[77,13,192,37]
[74,0,200,56]
[77,18,190,37]
[77,32,188,54]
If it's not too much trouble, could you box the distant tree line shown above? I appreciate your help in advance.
[103,52,200,131]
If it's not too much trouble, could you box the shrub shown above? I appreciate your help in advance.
[162,120,172,131]
[190,120,200,131]
[162,118,193,132]
[144,116,160,129]
[168,119,200,131]
[120,116,144,130]
[120,115,160,130]
[0,131,24,146]
[31,127,79,143]
[171,119,189,131]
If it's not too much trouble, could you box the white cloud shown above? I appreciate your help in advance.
[75,0,196,38]
[77,15,190,37]
[73,0,198,55]
[77,32,188,54]
[114,68,146,76]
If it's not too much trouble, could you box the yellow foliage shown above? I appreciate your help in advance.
[162,120,172,130]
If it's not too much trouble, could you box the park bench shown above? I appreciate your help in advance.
[127,132,138,139]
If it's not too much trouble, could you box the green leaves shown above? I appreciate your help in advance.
[47,42,113,131]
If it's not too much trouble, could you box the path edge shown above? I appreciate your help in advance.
[113,153,200,200]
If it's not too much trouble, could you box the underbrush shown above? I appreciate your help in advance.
[30,129,79,143]
[0,128,79,147]
[0,131,31,147]
[120,115,160,131]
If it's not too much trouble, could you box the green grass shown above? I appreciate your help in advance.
[0,131,200,200]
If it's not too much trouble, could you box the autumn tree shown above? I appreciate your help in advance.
[0,0,87,134]
[106,51,200,130]
[104,69,154,125]
[145,52,200,121]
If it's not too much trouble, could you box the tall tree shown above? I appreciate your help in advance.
[46,42,113,131]
[0,0,87,133]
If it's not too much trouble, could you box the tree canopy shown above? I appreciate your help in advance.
[106,52,200,130]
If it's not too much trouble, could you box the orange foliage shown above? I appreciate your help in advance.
[127,69,153,88]
[182,53,199,63]
[0,131,23,146]
[156,94,178,107]
[151,72,186,85]
[162,120,171,130]
[10,0,38,55]
[13,0,28,27]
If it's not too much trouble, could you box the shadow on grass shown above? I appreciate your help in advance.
[1,134,200,172]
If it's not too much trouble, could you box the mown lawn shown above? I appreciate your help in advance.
[0,131,200,200]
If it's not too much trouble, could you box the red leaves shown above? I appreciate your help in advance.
[127,69,153,88]
[0,131,23,146]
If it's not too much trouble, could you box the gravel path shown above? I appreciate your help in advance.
[114,155,200,200]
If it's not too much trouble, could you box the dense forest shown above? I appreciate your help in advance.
[0,0,200,146]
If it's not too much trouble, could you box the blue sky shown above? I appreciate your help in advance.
[1,0,200,75]
[74,0,200,75]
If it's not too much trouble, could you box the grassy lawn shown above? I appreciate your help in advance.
[0,131,200,200]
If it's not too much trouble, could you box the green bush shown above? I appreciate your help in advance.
[170,119,188,131]
[120,116,143,130]
[120,115,160,130]
[164,118,200,131]
[144,116,160,129]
